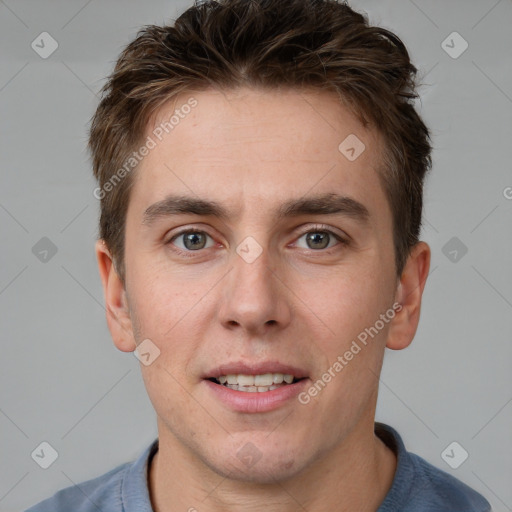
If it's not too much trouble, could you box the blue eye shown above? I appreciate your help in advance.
[166,225,348,257]
[169,230,215,251]
[295,229,345,251]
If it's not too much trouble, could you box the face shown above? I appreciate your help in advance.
[109,87,404,482]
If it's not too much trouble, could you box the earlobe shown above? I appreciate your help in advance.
[386,241,431,351]
[95,239,136,353]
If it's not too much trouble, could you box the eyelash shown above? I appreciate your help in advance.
[294,224,349,253]
[166,224,349,257]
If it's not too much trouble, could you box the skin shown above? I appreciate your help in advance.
[96,87,430,512]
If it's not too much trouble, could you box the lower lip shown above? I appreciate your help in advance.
[203,379,309,413]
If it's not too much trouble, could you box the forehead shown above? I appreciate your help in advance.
[129,87,390,226]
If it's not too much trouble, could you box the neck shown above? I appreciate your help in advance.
[148,416,397,512]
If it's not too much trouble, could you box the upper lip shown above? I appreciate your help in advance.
[203,361,309,379]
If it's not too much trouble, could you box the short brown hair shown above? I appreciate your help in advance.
[89,0,432,283]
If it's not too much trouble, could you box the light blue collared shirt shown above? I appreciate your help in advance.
[25,422,492,512]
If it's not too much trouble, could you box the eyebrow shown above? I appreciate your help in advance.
[142,192,370,226]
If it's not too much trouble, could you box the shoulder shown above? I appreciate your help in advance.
[24,438,158,512]
[24,461,129,512]
[375,423,492,512]
[407,452,492,512]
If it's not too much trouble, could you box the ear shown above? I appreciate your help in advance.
[386,241,431,350]
[95,239,136,352]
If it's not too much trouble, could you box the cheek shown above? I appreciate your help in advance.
[127,284,185,376]
[128,265,192,334]
[319,266,387,335]
[127,271,213,374]
[140,360,199,438]
[305,268,393,403]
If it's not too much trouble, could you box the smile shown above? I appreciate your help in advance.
[209,373,304,392]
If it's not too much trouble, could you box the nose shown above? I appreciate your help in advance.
[217,239,291,336]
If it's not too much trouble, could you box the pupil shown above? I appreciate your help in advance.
[307,232,329,249]
[184,232,205,250]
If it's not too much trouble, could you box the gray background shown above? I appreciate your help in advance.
[1,0,511,511]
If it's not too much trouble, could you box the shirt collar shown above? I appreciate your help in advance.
[374,422,416,510]
[122,437,159,512]
[119,423,411,511]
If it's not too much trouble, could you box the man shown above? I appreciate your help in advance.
[26,0,492,510]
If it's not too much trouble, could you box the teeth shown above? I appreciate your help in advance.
[255,373,273,386]
[226,384,286,392]
[273,373,284,384]
[237,374,255,386]
[216,373,297,388]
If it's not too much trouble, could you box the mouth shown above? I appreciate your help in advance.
[202,362,310,413]
[206,373,306,393]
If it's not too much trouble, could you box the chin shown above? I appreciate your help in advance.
[204,446,307,484]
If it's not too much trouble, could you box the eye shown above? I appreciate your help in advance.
[168,229,216,252]
[295,226,347,251]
